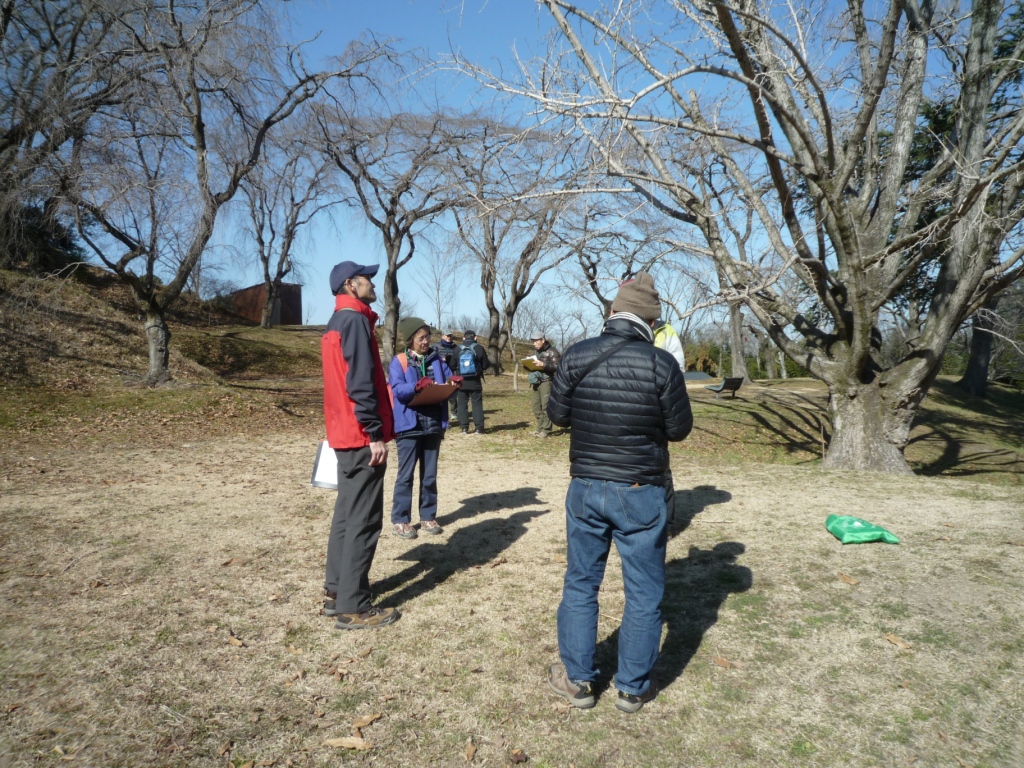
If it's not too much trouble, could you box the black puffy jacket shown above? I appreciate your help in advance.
[547,314,692,486]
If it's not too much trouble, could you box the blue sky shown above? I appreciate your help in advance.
[230,1,552,326]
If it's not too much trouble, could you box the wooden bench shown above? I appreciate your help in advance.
[704,377,744,399]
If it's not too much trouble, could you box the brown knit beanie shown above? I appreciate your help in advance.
[610,272,661,322]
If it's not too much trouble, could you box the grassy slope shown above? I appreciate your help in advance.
[2,265,1023,482]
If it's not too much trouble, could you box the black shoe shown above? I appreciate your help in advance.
[615,675,658,713]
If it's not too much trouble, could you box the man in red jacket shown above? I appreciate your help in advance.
[321,260,399,629]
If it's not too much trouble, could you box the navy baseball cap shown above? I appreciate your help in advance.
[330,261,379,294]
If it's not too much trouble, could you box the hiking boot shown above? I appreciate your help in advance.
[547,663,595,709]
[615,675,658,713]
[393,522,417,539]
[323,589,339,617]
[420,520,443,535]
[335,606,400,630]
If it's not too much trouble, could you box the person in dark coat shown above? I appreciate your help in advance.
[432,329,458,372]
[321,260,400,630]
[545,272,692,713]
[526,330,560,437]
[389,317,460,539]
[453,329,489,435]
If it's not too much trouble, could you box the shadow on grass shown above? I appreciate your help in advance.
[374,507,548,608]
[437,486,542,526]
[594,542,752,692]
[484,420,531,433]
[670,483,732,537]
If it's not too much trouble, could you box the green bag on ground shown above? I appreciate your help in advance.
[825,514,900,545]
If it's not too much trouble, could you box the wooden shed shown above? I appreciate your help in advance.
[230,282,303,326]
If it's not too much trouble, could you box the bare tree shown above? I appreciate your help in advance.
[450,124,581,372]
[58,2,380,384]
[314,61,464,358]
[0,1,154,267]
[415,242,462,333]
[468,0,1024,473]
[239,117,337,328]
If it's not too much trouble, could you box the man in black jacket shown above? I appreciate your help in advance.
[432,330,458,372]
[545,272,692,713]
[527,331,560,438]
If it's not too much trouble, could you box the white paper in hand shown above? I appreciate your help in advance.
[310,440,338,489]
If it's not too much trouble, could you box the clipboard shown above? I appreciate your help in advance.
[310,440,338,489]
[520,357,544,372]
[408,381,459,406]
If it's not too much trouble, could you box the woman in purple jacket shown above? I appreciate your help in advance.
[389,317,460,539]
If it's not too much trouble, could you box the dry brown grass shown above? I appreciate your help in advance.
[2,401,1023,767]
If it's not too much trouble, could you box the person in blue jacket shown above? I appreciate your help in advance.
[389,317,460,539]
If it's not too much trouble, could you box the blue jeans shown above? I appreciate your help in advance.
[391,433,442,524]
[557,477,667,696]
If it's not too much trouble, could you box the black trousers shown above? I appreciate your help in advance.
[324,446,386,614]
[455,388,484,432]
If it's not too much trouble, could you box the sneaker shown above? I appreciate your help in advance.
[547,663,595,709]
[460,428,469,435]
[393,522,417,539]
[615,676,658,713]
[472,429,484,436]
[420,520,443,535]
[534,431,549,438]
[335,606,400,630]
[323,589,339,617]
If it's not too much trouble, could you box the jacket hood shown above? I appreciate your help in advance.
[603,312,654,343]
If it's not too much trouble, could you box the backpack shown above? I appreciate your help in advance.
[458,343,479,376]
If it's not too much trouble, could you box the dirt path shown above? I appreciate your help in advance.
[2,428,1023,767]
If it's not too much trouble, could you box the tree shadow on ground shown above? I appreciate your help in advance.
[437,487,542,526]
[483,420,531,433]
[594,542,752,692]
[374,507,548,608]
[670,484,732,537]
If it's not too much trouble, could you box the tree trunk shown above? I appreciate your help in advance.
[779,350,787,379]
[822,380,915,474]
[380,267,400,360]
[763,340,778,379]
[144,311,171,386]
[957,298,999,397]
[260,283,278,329]
[729,302,748,381]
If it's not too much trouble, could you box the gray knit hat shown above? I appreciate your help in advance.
[610,272,661,321]
[398,316,429,345]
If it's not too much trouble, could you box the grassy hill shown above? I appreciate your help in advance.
[2,265,1022,483]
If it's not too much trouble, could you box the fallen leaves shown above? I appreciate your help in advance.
[713,655,742,669]
[465,739,477,762]
[352,713,381,729]
[227,631,246,648]
[885,634,912,650]
[839,573,860,585]
[510,748,529,763]
[219,739,232,756]
[321,712,383,751]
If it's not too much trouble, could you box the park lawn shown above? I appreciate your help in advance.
[2,366,1023,767]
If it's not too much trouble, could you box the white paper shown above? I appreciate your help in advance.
[310,440,338,489]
